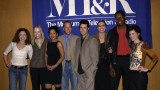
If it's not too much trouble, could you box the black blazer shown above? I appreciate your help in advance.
[106,25,131,65]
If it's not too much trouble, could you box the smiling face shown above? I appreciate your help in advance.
[63,22,72,35]
[97,21,106,33]
[80,24,89,37]
[129,30,140,42]
[49,29,58,41]
[19,31,27,43]
[115,13,126,27]
[34,27,42,39]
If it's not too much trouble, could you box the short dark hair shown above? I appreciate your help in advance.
[97,20,107,27]
[115,10,126,18]
[12,28,31,44]
[129,25,143,41]
[48,26,60,36]
[79,19,89,28]
[63,20,72,27]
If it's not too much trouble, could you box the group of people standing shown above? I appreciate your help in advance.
[3,10,158,90]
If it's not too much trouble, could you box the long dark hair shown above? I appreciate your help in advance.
[12,28,31,44]
[129,25,143,41]
[97,20,107,27]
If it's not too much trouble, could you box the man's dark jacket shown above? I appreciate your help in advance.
[106,25,131,66]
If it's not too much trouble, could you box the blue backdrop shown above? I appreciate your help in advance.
[32,0,152,46]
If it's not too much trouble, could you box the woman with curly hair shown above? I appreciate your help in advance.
[3,28,33,90]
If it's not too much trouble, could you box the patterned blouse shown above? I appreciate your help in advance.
[130,41,158,71]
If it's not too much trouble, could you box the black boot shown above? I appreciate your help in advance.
[55,87,61,90]
[45,88,52,90]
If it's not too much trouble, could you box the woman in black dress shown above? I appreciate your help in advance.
[94,20,111,90]
[44,26,64,90]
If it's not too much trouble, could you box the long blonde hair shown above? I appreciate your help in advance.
[32,25,45,45]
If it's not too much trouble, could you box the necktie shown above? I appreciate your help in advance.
[66,38,71,60]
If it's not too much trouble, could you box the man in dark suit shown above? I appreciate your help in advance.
[74,19,99,90]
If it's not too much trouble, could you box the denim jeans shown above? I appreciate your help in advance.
[9,66,28,90]
[62,61,78,90]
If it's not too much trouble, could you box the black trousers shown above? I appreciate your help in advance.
[130,71,148,90]
[30,67,46,90]
[95,66,110,90]
[110,55,130,90]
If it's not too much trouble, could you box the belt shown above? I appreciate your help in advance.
[11,65,27,69]
[130,70,147,73]
[117,54,130,57]
[65,60,71,63]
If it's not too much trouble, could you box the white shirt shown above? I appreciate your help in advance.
[4,42,33,66]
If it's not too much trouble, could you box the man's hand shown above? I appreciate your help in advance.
[109,64,116,77]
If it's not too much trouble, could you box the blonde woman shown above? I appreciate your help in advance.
[30,25,48,90]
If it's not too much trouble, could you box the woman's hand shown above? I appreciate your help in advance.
[46,65,52,71]
[108,47,112,53]
[47,64,57,71]
[6,62,11,68]
[50,65,57,71]
[138,66,148,72]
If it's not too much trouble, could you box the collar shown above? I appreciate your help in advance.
[64,34,72,38]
